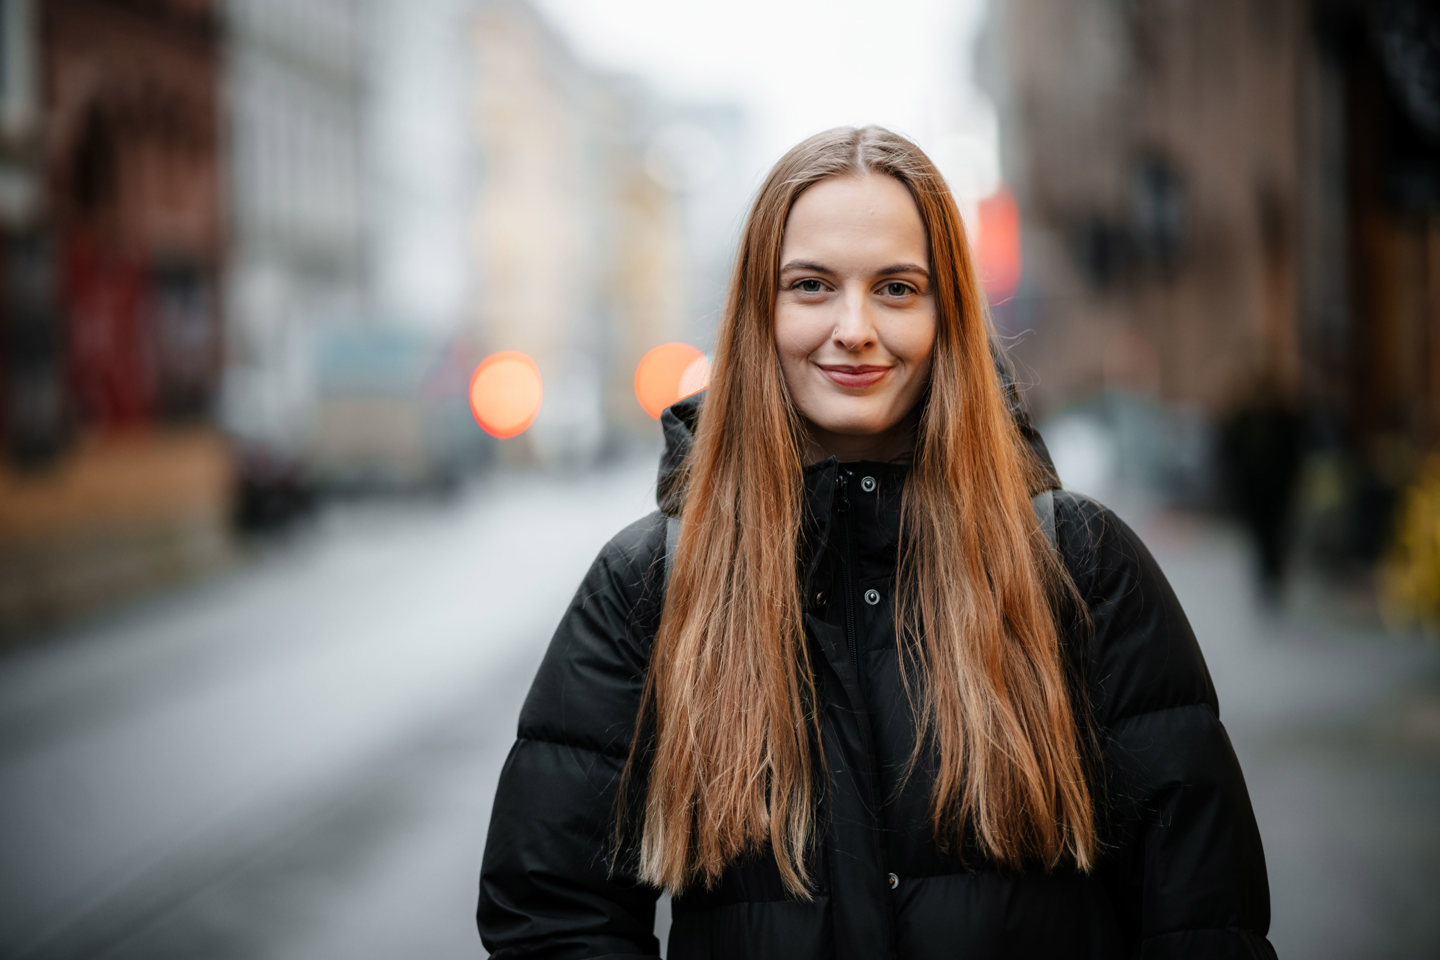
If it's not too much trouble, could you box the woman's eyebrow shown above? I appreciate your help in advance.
[779,259,834,275]
[877,262,930,278]
[779,260,930,278]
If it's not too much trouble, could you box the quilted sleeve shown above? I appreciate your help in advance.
[478,512,667,960]
[1056,493,1278,960]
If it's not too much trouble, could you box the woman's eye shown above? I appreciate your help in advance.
[883,282,915,297]
[794,279,825,293]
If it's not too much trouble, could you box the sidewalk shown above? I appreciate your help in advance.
[0,428,235,640]
[1133,508,1440,960]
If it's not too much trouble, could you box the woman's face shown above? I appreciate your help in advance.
[775,174,936,462]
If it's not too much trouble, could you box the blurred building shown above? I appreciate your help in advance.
[1,0,231,633]
[369,0,471,335]
[331,0,485,494]
[1,1,41,223]
[469,0,690,463]
[221,0,373,506]
[640,100,753,351]
[979,0,1439,465]
[1,0,48,459]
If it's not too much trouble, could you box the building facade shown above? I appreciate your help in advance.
[221,0,370,475]
[469,0,690,463]
[45,0,227,428]
[980,0,1439,461]
[1,0,232,633]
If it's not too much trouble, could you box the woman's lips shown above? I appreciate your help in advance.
[819,365,890,388]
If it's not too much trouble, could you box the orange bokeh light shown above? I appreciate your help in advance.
[635,342,709,420]
[469,351,543,439]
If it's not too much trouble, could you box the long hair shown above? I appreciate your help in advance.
[624,126,1096,897]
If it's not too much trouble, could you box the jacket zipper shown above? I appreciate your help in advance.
[836,467,899,949]
[837,470,859,680]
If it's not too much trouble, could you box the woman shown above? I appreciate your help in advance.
[478,127,1276,959]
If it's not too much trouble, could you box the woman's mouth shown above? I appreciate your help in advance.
[819,365,890,388]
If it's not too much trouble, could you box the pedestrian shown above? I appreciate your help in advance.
[478,126,1276,959]
[1217,369,1307,606]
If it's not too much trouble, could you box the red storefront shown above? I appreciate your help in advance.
[0,0,230,634]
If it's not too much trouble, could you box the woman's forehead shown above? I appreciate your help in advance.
[780,175,928,271]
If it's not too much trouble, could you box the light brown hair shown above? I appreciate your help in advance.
[625,126,1095,897]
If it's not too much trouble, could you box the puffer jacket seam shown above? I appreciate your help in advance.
[513,731,632,761]
[1141,923,1272,941]
[1107,700,1218,729]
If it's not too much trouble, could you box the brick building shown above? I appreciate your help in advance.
[0,0,230,634]
[44,0,226,426]
[979,0,1439,458]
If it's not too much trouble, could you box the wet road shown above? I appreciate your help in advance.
[0,455,661,959]
[1,455,1436,959]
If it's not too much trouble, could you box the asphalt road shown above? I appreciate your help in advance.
[0,454,661,959]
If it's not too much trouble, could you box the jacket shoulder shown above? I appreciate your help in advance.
[480,511,668,956]
[1051,490,1218,726]
[516,510,668,756]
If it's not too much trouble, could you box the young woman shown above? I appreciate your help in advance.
[478,127,1276,959]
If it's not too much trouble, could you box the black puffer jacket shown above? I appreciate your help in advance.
[478,393,1276,959]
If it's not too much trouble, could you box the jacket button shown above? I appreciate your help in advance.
[887,872,899,890]
[864,588,881,606]
[812,590,826,608]
[860,475,877,493]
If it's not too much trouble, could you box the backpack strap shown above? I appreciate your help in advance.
[661,491,1059,588]
[664,513,681,589]
[1032,488,1057,549]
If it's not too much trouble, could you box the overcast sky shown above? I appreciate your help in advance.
[531,0,1001,202]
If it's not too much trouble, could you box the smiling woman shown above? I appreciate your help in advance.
[477,126,1277,960]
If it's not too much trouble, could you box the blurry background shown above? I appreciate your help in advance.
[0,0,1436,957]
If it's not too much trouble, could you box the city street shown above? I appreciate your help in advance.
[0,454,661,959]
[0,453,1437,959]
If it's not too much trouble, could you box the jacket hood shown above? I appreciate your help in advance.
[656,355,1061,515]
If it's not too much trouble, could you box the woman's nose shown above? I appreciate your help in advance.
[832,294,876,350]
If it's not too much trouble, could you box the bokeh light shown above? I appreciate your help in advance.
[678,353,711,398]
[634,342,709,419]
[975,187,1020,301]
[469,351,543,438]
